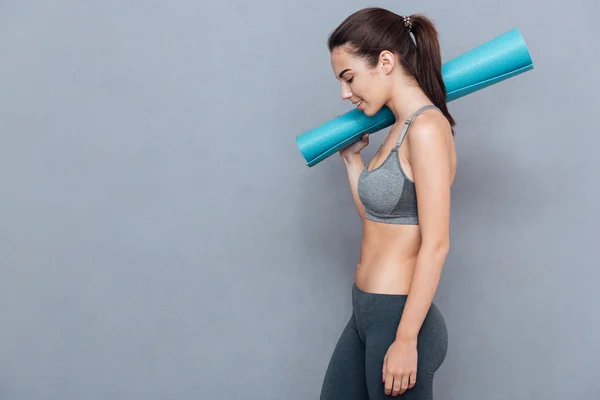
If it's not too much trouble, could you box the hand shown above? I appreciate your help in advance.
[339,133,369,159]
[382,338,418,396]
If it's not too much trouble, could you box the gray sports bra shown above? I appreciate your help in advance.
[357,104,440,225]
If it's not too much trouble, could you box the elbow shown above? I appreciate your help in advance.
[420,239,450,257]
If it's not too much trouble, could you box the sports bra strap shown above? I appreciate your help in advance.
[394,104,440,148]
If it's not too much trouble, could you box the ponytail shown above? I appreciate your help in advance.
[409,14,456,130]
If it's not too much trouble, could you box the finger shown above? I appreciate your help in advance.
[399,374,409,395]
[408,372,417,389]
[382,358,386,382]
[392,374,402,396]
[384,372,394,395]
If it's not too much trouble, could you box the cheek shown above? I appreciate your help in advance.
[363,82,387,113]
[354,81,370,100]
[359,77,382,101]
[369,80,388,103]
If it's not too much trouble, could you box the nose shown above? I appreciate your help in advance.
[341,83,352,100]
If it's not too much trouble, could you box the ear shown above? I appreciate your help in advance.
[378,50,396,75]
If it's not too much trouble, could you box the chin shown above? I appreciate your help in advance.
[362,105,379,117]
[363,107,382,117]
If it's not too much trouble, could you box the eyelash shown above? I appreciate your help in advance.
[346,77,354,84]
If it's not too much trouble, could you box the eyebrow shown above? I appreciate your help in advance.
[338,68,351,79]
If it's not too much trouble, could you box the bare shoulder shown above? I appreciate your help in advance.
[406,108,453,144]
[405,108,456,183]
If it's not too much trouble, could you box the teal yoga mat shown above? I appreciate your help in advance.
[296,28,534,167]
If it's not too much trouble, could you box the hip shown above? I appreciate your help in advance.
[350,283,448,372]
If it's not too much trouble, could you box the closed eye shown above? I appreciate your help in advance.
[346,77,354,84]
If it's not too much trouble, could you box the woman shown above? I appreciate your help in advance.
[320,7,457,400]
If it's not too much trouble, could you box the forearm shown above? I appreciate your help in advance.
[341,153,366,220]
[396,244,449,341]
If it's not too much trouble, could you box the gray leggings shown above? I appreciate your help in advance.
[320,283,448,400]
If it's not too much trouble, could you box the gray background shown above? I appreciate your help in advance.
[1,0,598,399]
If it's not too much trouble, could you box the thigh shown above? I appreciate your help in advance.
[320,314,368,400]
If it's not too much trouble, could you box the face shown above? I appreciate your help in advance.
[330,46,392,116]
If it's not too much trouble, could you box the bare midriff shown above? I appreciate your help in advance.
[354,220,422,295]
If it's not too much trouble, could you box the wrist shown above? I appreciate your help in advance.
[396,330,418,343]
[341,152,362,166]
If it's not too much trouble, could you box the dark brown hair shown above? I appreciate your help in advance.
[328,7,455,131]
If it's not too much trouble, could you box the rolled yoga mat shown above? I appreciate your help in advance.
[296,28,534,167]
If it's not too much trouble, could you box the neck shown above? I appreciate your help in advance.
[385,80,433,126]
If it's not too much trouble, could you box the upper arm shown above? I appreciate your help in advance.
[407,119,453,251]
